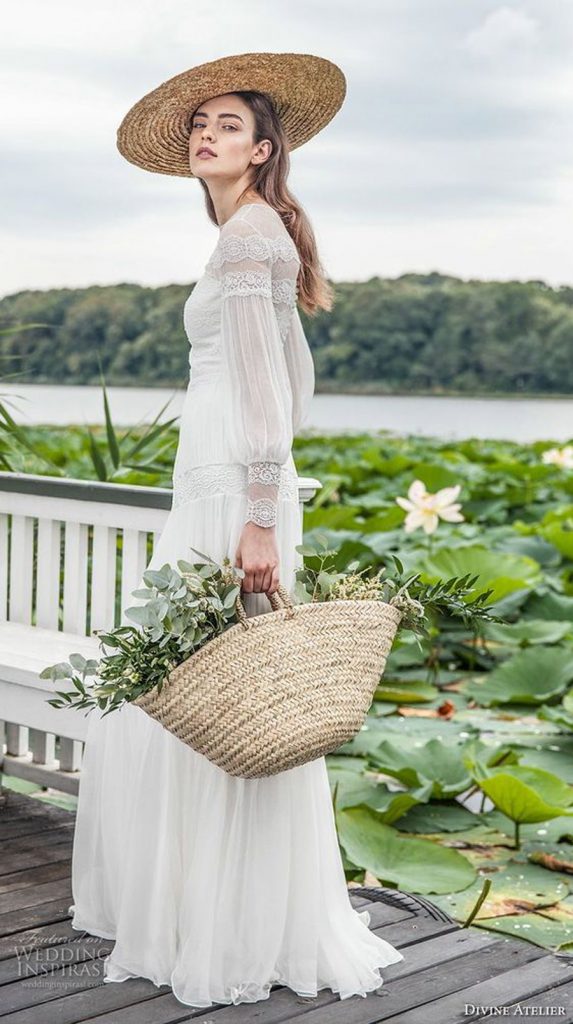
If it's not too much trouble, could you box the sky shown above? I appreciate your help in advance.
[1,0,572,299]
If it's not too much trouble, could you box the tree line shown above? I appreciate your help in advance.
[1,272,572,394]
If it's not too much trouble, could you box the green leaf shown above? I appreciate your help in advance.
[421,545,542,604]
[86,426,108,481]
[336,806,476,894]
[465,647,573,707]
[374,679,439,704]
[477,764,573,824]
[368,738,472,798]
[99,370,121,470]
[68,653,87,672]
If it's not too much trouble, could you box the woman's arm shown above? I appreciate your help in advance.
[217,216,295,594]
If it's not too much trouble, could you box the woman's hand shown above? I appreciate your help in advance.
[235,523,280,595]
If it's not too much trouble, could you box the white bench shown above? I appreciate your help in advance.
[0,471,321,795]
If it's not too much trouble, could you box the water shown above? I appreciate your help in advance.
[0,383,571,443]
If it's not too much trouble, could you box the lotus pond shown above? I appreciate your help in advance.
[5,417,573,953]
[289,429,573,954]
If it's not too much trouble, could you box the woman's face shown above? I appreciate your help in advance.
[188,93,271,179]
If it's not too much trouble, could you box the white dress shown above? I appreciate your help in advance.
[68,202,404,1008]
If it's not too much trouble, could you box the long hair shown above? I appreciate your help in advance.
[190,90,334,316]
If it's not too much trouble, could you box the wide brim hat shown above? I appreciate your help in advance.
[116,51,346,178]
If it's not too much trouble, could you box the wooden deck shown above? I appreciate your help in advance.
[0,791,572,1023]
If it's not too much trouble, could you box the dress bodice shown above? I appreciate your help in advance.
[183,203,302,386]
[177,203,315,529]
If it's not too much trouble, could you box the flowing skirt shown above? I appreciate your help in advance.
[68,484,404,1008]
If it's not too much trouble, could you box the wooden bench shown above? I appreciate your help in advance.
[0,470,321,796]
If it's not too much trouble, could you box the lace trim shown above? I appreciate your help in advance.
[248,461,281,486]
[220,270,272,299]
[273,279,298,305]
[246,497,277,528]
[171,462,299,510]
[208,234,299,270]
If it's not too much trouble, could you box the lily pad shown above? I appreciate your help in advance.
[475,764,573,825]
[393,800,482,834]
[507,738,573,784]
[464,647,573,707]
[480,810,573,845]
[420,545,542,604]
[474,902,573,952]
[526,841,573,875]
[374,679,439,703]
[335,805,476,894]
[480,619,572,647]
[430,862,568,922]
[369,737,472,798]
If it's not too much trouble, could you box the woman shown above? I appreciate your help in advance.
[69,51,404,1008]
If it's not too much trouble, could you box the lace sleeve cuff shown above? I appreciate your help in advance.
[245,461,281,528]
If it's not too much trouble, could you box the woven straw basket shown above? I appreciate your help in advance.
[133,584,404,779]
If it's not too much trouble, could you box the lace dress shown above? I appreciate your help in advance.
[68,202,404,1008]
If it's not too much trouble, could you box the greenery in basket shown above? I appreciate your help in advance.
[42,547,243,718]
[42,538,505,718]
[292,532,505,643]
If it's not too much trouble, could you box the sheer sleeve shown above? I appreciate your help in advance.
[216,214,296,529]
[283,306,315,435]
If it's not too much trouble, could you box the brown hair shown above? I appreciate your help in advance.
[191,90,334,316]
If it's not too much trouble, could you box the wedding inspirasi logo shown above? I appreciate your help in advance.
[14,934,112,988]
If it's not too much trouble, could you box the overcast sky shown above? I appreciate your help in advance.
[1,0,572,299]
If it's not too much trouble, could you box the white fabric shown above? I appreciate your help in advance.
[68,202,404,1008]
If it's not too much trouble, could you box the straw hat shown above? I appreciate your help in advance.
[116,51,346,178]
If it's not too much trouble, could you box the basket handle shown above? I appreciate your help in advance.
[235,582,295,630]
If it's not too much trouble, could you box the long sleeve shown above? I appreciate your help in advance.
[217,214,298,528]
[283,306,315,436]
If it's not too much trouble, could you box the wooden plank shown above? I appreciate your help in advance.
[0,877,71,915]
[0,897,75,938]
[382,954,573,1024]
[59,737,83,772]
[0,512,9,621]
[0,792,73,822]
[1,826,74,855]
[9,515,34,624]
[5,723,29,756]
[0,936,114,1009]
[0,968,170,1024]
[62,520,89,635]
[74,928,506,1024]
[0,840,73,877]
[0,920,79,961]
[476,978,573,1020]
[29,729,56,766]
[352,902,413,928]
[0,859,71,895]
[371,914,458,947]
[0,491,169,533]
[2,756,82,794]
[90,525,117,632]
[35,518,62,630]
[0,817,74,841]
[120,528,148,626]
[228,938,543,1024]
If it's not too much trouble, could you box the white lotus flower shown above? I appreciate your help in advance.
[395,479,465,535]
[541,445,573,469]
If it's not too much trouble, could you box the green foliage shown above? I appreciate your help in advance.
[3,274,573,393]
[42,553,244,715]
[8,401,573,951]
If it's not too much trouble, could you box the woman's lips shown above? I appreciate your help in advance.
[197,151,215,158]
